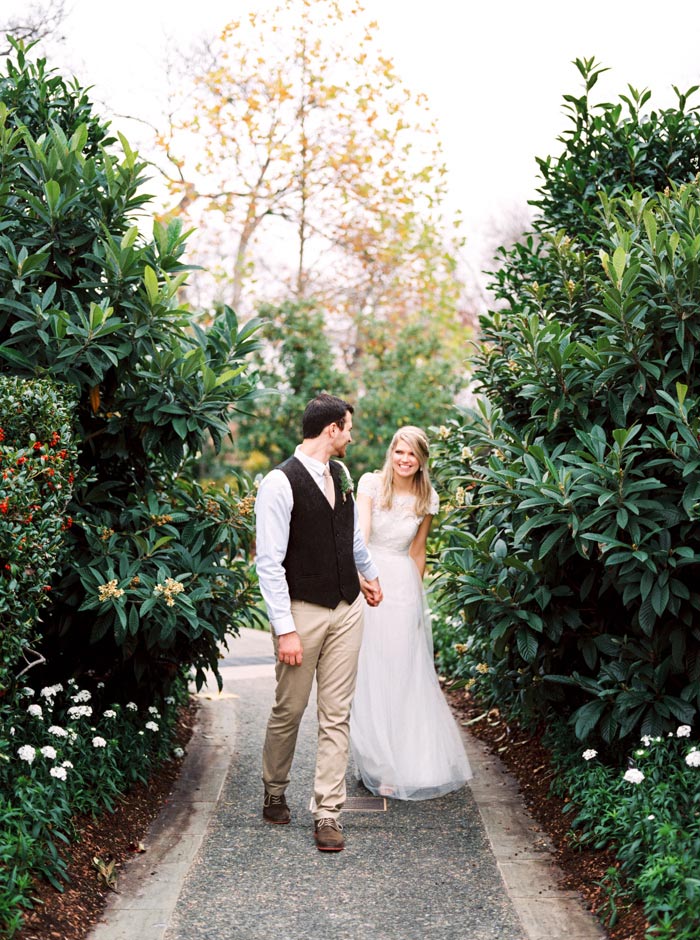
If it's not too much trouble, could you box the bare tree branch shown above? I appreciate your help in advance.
[1,0,68,56]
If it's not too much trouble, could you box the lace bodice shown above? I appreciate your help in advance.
[357,472,438,555]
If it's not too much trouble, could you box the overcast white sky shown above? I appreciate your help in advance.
[5,0,700,263]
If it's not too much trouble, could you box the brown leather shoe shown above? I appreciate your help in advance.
[263,790,290,824]
[314,817,344,851]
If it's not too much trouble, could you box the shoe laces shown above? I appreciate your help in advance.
[316,817,342,831]
[265,793,285,806]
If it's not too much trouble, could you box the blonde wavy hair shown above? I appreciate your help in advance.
[377,426,433,517]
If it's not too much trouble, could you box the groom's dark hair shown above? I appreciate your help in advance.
[302,394,353,439]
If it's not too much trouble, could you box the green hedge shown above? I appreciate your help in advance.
[0,377,77,686]
[433,60,700,744]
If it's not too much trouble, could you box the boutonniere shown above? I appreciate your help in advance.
[335,464,354,503]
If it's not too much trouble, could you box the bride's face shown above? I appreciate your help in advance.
[391,440,420,480]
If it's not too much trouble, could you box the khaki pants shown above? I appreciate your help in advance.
[262,593,364,821]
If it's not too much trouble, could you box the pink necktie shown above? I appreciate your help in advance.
[323,466,336,508]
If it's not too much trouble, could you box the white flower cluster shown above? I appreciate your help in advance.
[27,703,43,719]
[153,577,186,607]
[686,749,700,768]
[623,768,645,785]
[582,749,597,761]
[145,721,159,732]
[67,705,93,720]
[71,689,91,704]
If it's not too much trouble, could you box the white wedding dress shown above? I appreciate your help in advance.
[350,473,472,800]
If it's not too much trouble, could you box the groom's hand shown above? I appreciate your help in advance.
[278,631,303,666]
[362,577,383,607]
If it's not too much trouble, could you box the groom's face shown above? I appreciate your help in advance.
[329,411,353,458]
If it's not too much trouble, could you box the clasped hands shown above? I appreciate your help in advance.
[360,575,383,608]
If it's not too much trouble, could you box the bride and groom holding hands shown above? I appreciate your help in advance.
[254,393,471,853]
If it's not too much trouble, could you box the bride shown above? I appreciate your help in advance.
[350,426,472,800]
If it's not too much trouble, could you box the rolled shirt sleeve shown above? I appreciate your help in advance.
[254,470,297,636]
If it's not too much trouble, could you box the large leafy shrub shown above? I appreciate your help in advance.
[434,60,700,745]
[0,42,262,698]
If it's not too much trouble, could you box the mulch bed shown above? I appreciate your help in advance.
[14,691,649,940]
[14,699,198,940]
[445,687,649,940]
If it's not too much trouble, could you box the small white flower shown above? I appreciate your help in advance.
[635,749,647,757]
[71,689,91,703]
[126,702,138,712]
[68,678,77,687]
[48,725,68,738]
[582,749,597,761]
[40,746,57,760]
[138,730,144,736]
[148,706,160,716]
[164,696,176,705]
[647,814,655,821]
[145,721,159,732]
[173,747,185,759]
[50,766,68,780]
[676,725,692,738]
[27,703,43,718]
[623,768,645,784]
[97,682,105,689]
[20,687,35,697]
[67,705,93,720]
[17,745,36,763]
[641,735,652,747]
[103,710,117,719]
[62,760,74,769]
[40,684,62,699]
[92,736,107,748]
[685,751,700,768]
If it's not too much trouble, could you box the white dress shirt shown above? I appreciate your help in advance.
[254,447,379,635]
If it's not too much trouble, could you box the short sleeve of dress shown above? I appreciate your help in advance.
[428,487,439,515]
[357,472,379,502]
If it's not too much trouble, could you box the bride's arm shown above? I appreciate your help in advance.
[409,514,433,579]
[356,491,372,547]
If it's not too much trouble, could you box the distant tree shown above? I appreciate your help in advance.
[228,299,464,479]
[0,1,67,56]
[230,300,351,474]
[158,0,463,324]
[348,318,465,476]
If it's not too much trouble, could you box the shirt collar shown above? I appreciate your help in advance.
[294,445,328,480]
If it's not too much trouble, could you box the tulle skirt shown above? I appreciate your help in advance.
[350,548,472,800]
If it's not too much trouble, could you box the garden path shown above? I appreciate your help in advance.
[86,628,605,940]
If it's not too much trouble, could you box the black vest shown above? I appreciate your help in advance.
[279,456,360,608]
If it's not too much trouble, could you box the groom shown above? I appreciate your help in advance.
[254,393,382,852]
